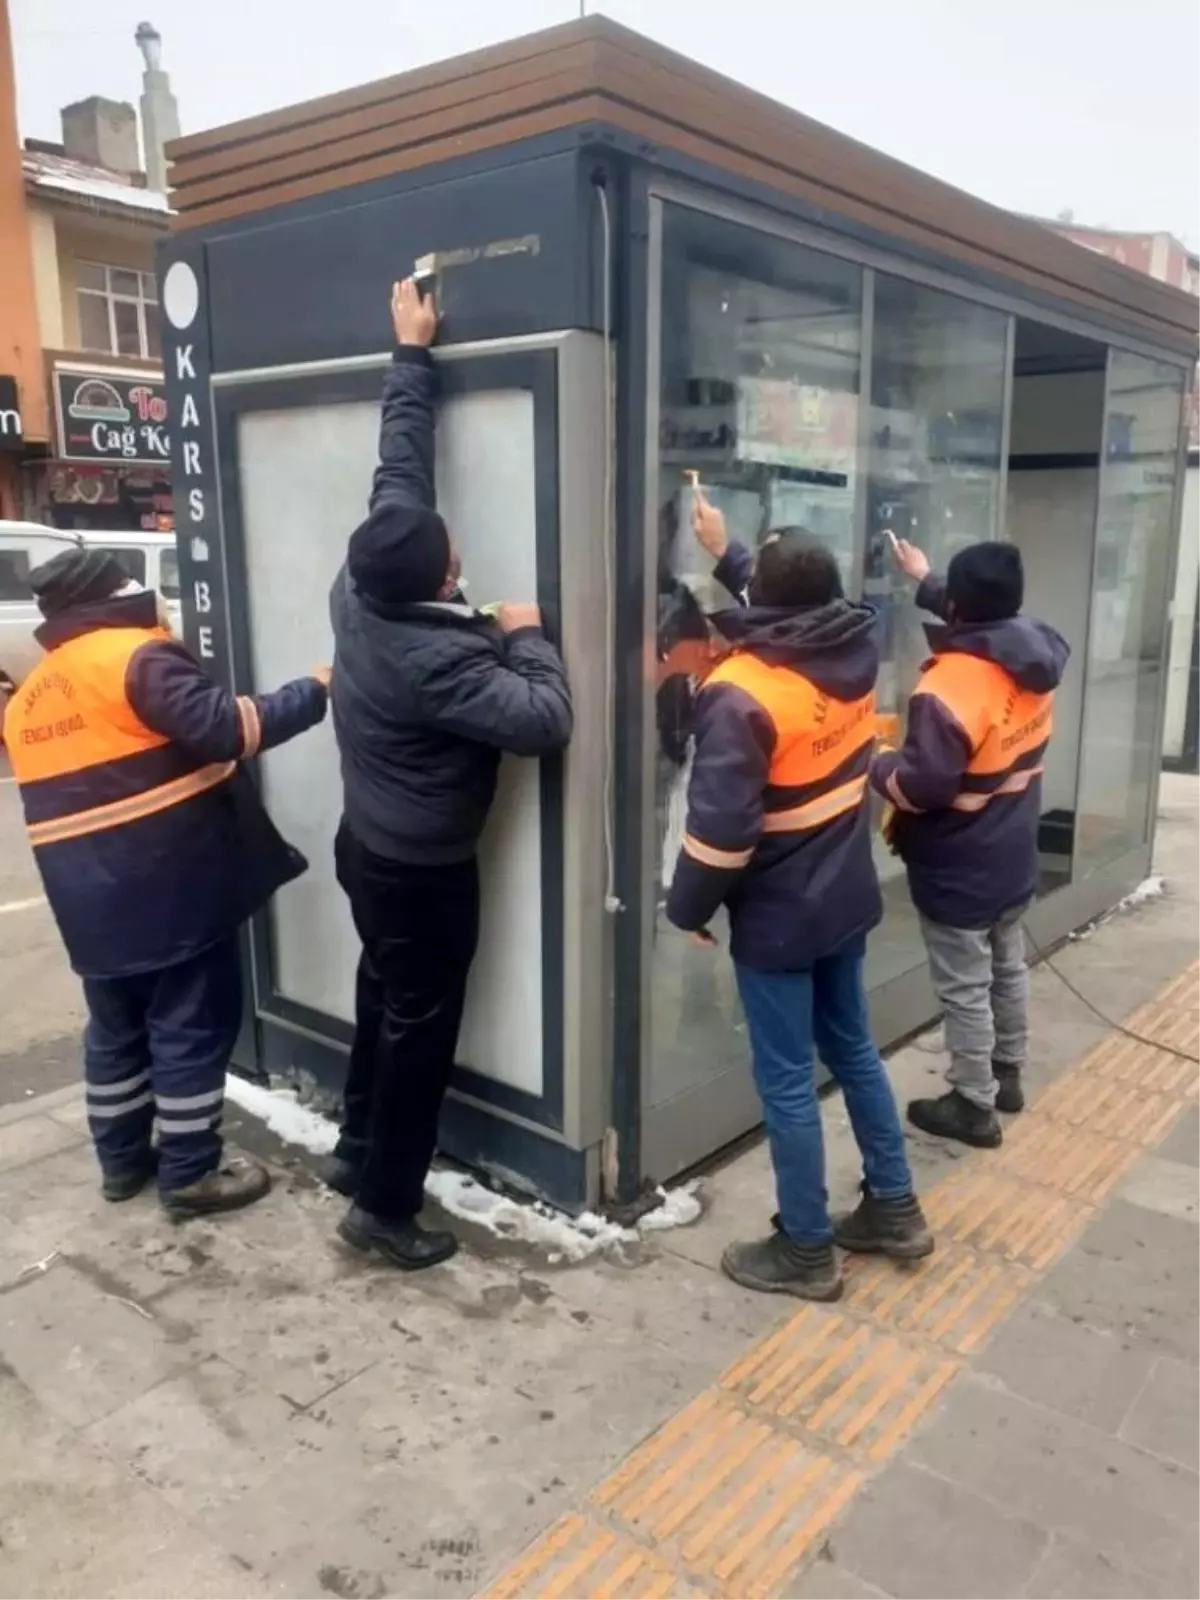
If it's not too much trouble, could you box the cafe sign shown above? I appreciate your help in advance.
[53,367,169,466]
[0,375,23,451]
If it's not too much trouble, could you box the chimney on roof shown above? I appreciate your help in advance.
[60,96,140,174]
[135,21,180,194]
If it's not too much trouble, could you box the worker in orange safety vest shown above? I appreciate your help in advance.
[4,546,329,1218]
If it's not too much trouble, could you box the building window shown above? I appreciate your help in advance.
[76,263,161,360]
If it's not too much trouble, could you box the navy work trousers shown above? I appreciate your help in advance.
[82,937,242,1192]
[333,821,480,1222]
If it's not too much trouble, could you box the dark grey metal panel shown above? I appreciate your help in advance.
[203,149,603,372]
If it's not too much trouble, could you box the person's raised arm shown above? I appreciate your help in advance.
[368,276,440,515]
[885,530,948,618]
[692,488,752,602]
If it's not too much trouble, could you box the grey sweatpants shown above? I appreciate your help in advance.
[918,905,1030,1110]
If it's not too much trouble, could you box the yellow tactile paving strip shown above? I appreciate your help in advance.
[480,961,1199,1600]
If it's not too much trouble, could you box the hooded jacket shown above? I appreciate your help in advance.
[870,575,1070,929]
[666,593,883,971]
[330,347,573,864]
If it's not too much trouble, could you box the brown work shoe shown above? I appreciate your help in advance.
[161,1155,271,1220]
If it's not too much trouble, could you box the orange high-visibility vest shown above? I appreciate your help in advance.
[682,651,876,869]
[912,652,1053,813]
[3,627,243,847]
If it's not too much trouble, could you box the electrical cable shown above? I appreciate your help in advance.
[595,175,622,915]
[1020,911,1199,1064]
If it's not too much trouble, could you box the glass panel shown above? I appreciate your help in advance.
[159,546,180,599]
[144,306,162,358]
[1162,466,1198,763]
[78,291,113,353]
[110,268,141,297]
[75,261,106,291]
[0,548,32,601]
[113,299,142,357]
[140,271,158,303]
[236,388,547,1095]
[1004,321,1108,891]
[91,546,146,584]
[1076,353,1185,870]
[648,203,864,1116]
[863,277,1010,985]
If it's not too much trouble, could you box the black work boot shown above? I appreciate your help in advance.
[908,1089,1002,1149]
[337,1204,458,1271]
[721,1232,843,1301]
[833,1187,934,1261]
[318,1154,360,1197]
[161,1156,272,1220]
[102,1153,157,1203]
[993,1062,1025,1114]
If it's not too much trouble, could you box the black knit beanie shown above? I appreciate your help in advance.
[29,547,129,618]
[946,541,1024,624]
[347,501,450,605]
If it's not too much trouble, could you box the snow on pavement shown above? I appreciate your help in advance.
[224,1074,700,1262]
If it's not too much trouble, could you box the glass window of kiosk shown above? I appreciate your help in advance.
[1075,352,1186,872]
[862,277,1010,987]
[648,203,865,1116]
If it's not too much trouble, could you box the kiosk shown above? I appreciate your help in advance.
[159,18,1196,1209]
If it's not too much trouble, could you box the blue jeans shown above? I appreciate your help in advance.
[735,936,913,1246]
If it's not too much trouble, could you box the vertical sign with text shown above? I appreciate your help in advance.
[156,243,229,682]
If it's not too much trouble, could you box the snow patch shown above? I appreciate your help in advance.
[640,1181,703,1232]
[224,1076,702,1260]
[224,1076,338,1155]
[1069,874,1167,941]
[1116,874,1165,912]
[29,171,171,212]
[424,1169,634,1264]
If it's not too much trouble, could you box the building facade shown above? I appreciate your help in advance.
[0,1,173,533]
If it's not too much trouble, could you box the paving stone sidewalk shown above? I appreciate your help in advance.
[0,779,1196,1600]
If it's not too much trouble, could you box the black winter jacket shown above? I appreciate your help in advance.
[330,348,573,863]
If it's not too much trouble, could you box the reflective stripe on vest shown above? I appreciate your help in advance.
[25,760,236,845]
[684,652,875,867]
[913,652,1053,816]
[760,774,870,833]
[3,624,234,850]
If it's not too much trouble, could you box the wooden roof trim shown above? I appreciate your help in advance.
[171,40,599,192]
[587,36,1195,341]
[174,65,593,212]
[167,18,587,159]
[169,98,606,232]
[166,16,1196,353]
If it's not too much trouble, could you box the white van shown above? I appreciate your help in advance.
[0,522,182,704]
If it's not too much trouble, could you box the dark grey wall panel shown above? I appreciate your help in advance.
[204,149,598,371]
